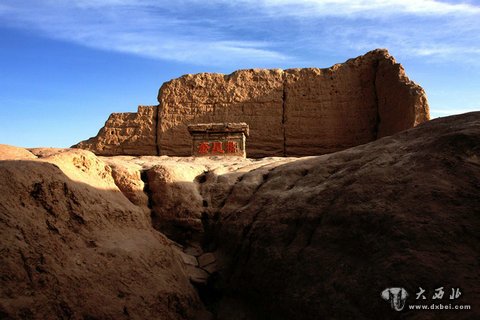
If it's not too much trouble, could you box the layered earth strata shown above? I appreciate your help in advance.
[74,49,429,157]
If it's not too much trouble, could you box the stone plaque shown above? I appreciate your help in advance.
[187,123,249,157]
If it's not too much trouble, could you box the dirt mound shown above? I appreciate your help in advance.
[1,112,479,319]
[0,148,207,320]
[0,144,36,160]
[211,112,480,319]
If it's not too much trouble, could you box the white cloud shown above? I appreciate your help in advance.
[413,46,480,57]
[86,34,289,65]
[0,1,291,67]
[0,0,479,66]
[290,11,480,65]
[254,0,480,17]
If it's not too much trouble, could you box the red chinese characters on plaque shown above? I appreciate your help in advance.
[197,142,210,154]
[197,141,239,155]
[226,141,239,153]
[188,123,249,158]
[211,141,225,154]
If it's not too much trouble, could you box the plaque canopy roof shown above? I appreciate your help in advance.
[187,122,249,136]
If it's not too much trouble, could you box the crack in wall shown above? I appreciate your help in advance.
[140,170,154,210]
[155,104,161,156]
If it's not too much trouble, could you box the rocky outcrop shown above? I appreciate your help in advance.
[0,148,208,320]
[0,144,37,160]
[75,49,430,157]
[208,112,480,319]
[125,112,480,319]
[1,112,479,319]
[74,105,158,156]
[102,157,150,212]
[146,163,206,243]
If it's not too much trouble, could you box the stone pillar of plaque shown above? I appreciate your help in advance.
[187,123,249,157]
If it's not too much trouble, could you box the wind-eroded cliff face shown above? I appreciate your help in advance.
[74,106,158,156]
[74,49,429,157]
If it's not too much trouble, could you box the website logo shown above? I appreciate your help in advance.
[381,287,409,311]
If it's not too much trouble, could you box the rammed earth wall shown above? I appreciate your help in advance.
[74,49,430,157]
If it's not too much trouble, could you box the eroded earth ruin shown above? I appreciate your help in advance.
[2,50,479,320]
[74,49,430,157]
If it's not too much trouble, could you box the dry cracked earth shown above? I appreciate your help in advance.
[1,112,479,320]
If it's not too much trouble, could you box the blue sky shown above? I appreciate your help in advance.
[1,0,479,148]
